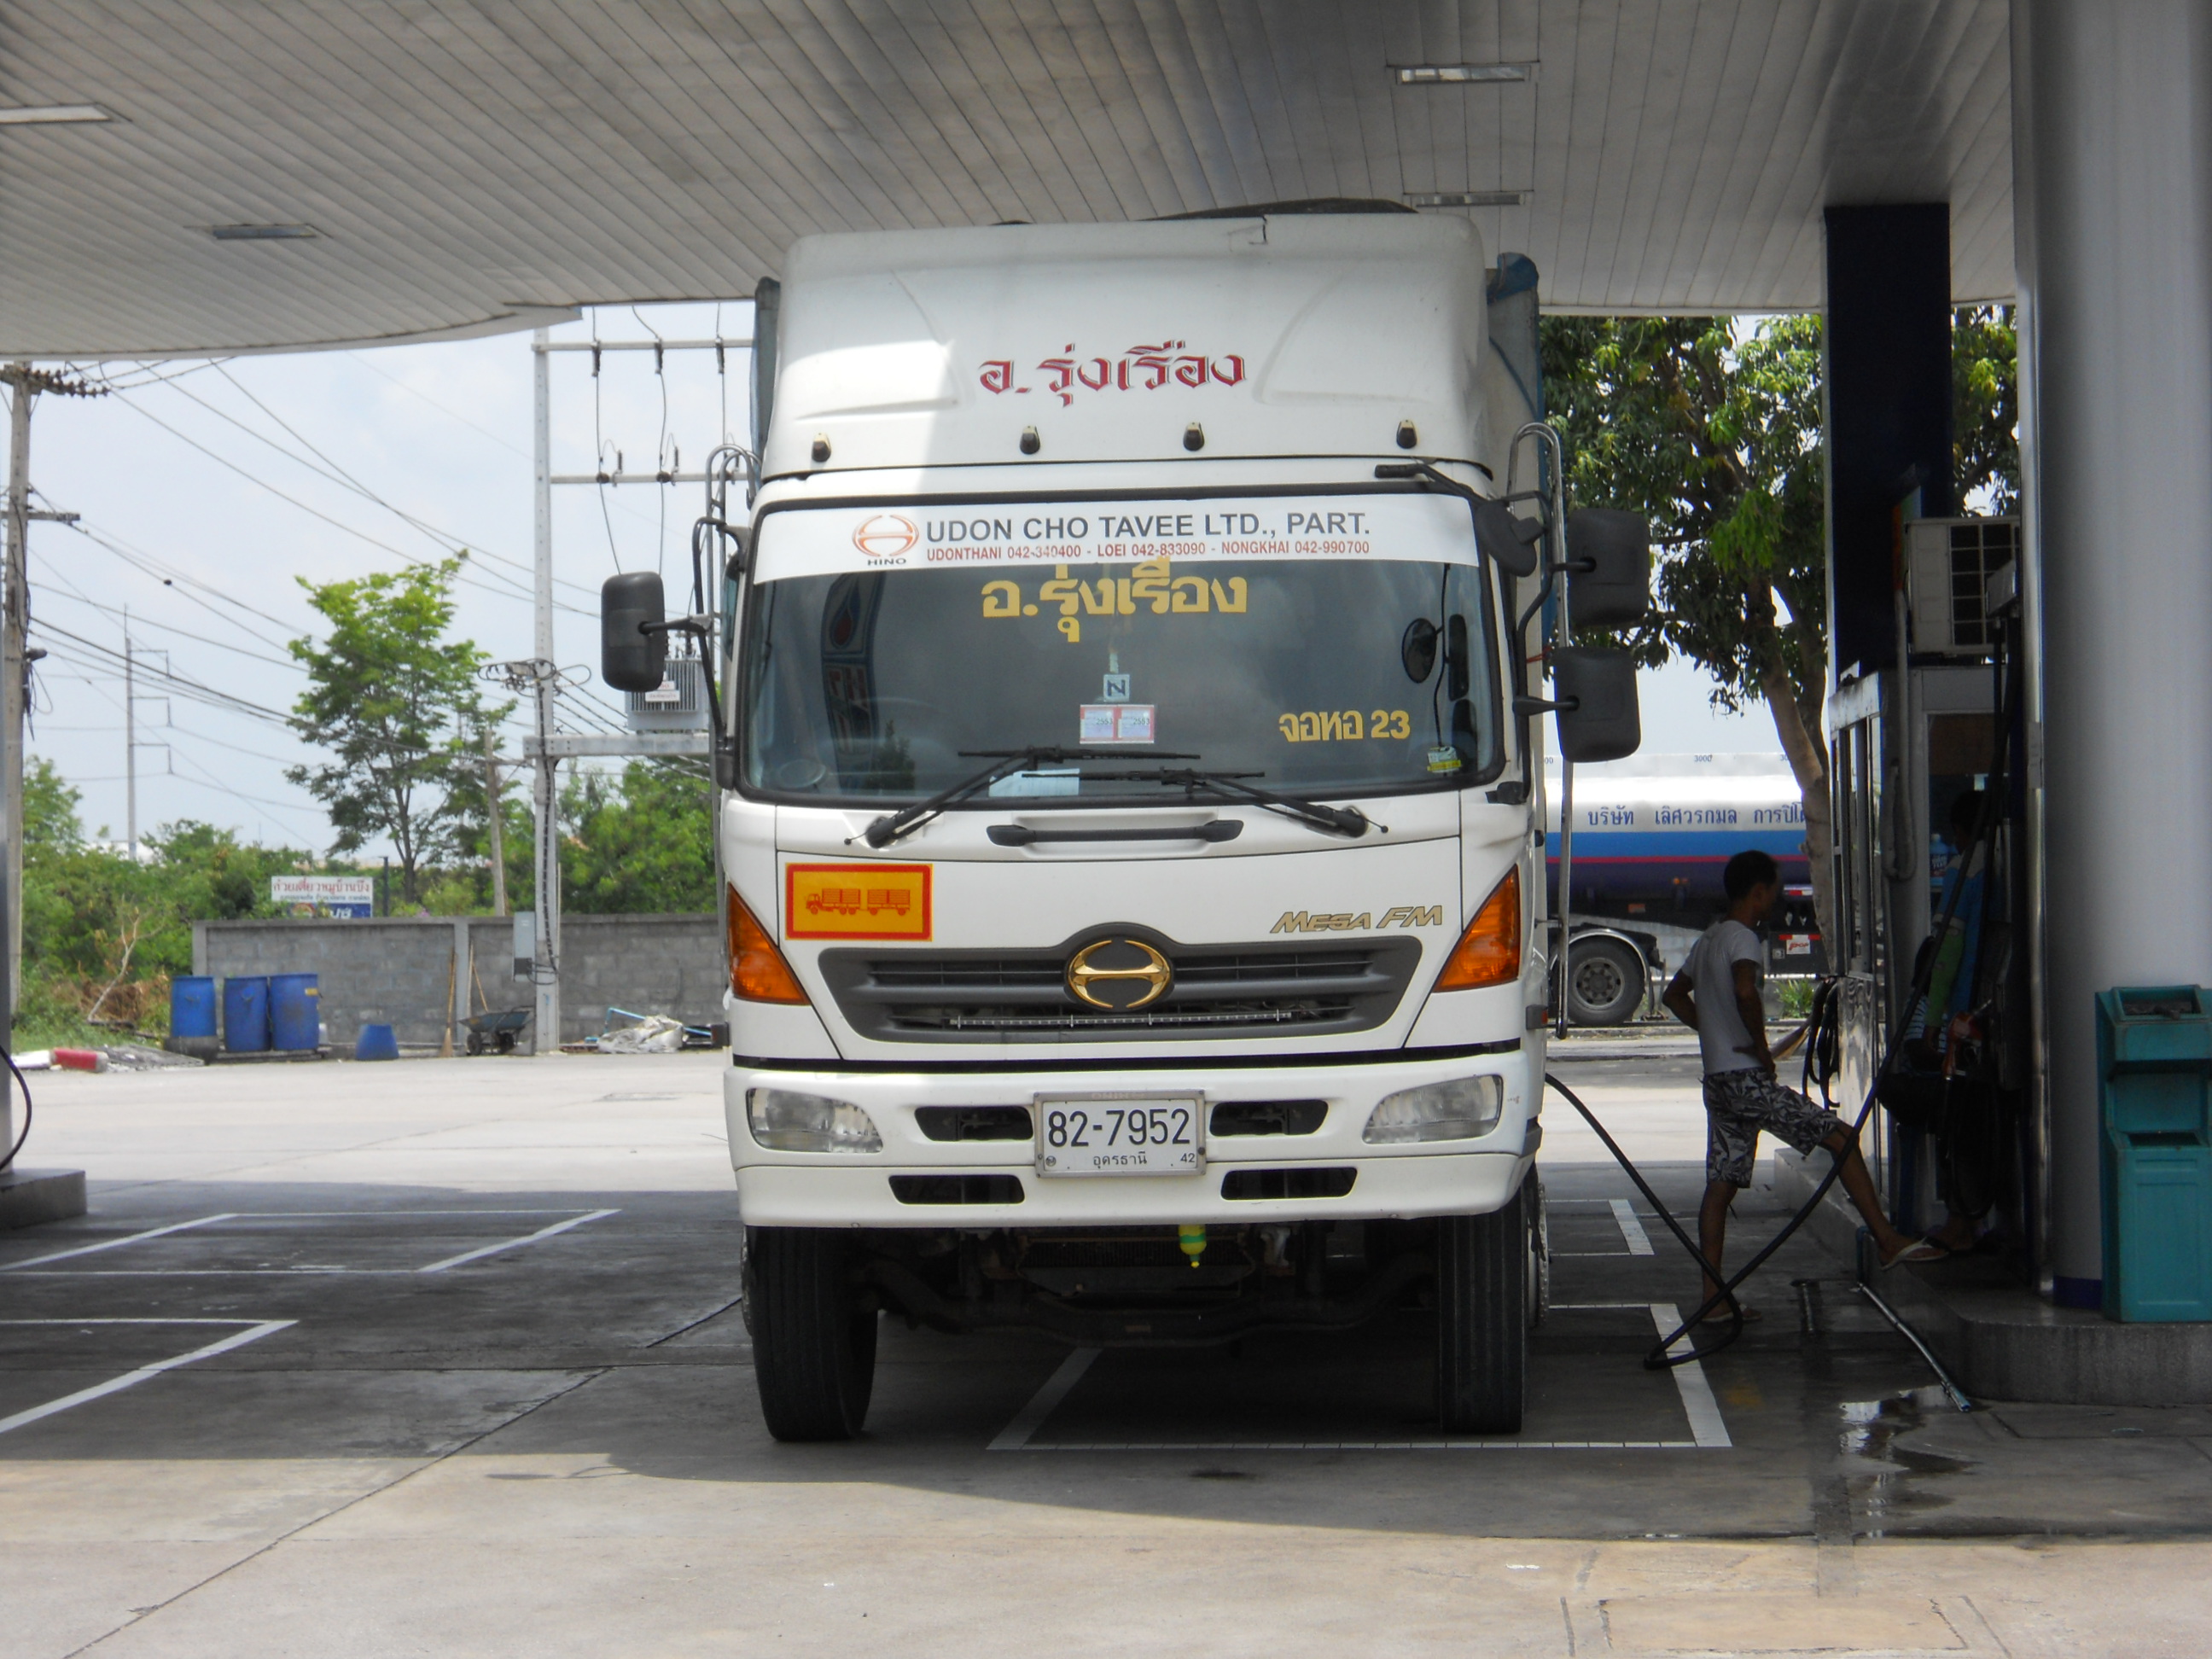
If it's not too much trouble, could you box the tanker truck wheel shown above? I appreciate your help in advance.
[1566,938,1647,1026]
[1435,1182,1527,1434]
[748,1227,877,1441]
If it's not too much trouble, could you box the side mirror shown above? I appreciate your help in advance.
[1475,498,1543,579]
[1564,509,1650,632]
[1551,647,1641,762]
[601,571,669,693]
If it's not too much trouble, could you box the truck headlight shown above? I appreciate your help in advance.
[1362,1075,1505,1144]
[747,1088,882,1153]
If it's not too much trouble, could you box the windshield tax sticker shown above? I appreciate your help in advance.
[1079,703,1155,744]
[785,864,933,940]
[753,493,1481,583]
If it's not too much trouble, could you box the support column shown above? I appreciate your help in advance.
[1824,203,1958,683]
[2015,0,2212,1303]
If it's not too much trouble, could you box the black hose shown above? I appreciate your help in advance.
[0,1045,35,1172]
[1545,620,2020,1370]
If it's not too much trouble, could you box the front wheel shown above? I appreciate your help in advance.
[1435,1183,1528,1434]
[748,1227,878,1441]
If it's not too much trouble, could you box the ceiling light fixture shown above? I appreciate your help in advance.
[1394,64,1534,85]
[210,224,320,241]
[0,103,115,125]
[1406,191,1529,209]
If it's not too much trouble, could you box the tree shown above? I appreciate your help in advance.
[285,557,505,905]
[562,760,716,913]
[1540,309,2019,945]
[19,754,317,1038]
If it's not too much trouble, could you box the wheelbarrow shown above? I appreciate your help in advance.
[463,1007,532,1055]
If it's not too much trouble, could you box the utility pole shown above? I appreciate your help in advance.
[0,364,24,1147]
[483,727,507,917]
[530,328,561,1055]
[123,612,137,861]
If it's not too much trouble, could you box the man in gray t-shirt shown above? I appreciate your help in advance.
[1662,850,1938,1321]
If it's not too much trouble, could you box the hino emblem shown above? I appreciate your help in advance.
[1065,938,1173,1010]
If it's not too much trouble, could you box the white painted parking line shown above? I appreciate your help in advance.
[416,1208,620,1273]
[0,1214,240,1272]
[987,1346,1102,1451]
[0,1318,295,1438]
[1610,1199,1656,1256]
[1650,1302,1732,1448]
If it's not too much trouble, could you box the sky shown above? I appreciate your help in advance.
[15,304,1778,858]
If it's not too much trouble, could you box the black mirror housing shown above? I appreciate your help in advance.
[1551,647,1641,762]
[601,570,669,693]
[1564,509,1650,632]
[1475,498,1543,579]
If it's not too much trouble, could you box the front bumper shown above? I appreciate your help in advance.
[725,1046,1540,1226]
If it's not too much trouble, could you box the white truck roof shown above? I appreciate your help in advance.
[764,212,1494,480]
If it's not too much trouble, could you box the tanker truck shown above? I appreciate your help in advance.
[601,204,1649,1440]
[1547,754,1821,1025]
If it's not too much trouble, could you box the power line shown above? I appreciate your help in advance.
[29,559,302,670]
[108,391,585,616]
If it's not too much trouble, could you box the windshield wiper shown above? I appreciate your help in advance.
[1081,767,1382,838]
[858,746,1201,848]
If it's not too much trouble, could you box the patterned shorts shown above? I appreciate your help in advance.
[1703,1069,1845,1187]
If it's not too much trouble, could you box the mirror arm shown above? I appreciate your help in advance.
[1513,694,1580,718]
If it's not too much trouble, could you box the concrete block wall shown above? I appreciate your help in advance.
[195,914,722,1049]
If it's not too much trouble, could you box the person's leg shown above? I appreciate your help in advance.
[1697,1179,1737,1310]
[1817,1125,1932,1263]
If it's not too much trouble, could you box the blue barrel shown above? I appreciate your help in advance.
[223,975,271,1053]
[355,1022,399,1062]
[270,973,320,1052]
[171,976,217,1039]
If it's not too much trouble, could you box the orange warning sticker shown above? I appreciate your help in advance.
[785,863,933,940]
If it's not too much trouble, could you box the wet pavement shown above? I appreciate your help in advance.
[1,1051,2208,1656]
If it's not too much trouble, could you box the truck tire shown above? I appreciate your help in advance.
[1435,1182,1528,1434]
[748,1227,877,1442]
[1566,937,1646,1026]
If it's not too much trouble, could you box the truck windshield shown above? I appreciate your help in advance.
[738,492,1504,805]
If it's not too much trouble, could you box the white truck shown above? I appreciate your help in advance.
[602,205,1647,1441]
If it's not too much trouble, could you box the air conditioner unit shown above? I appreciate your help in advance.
[1906,516,2020,657]
[623,654,709,731]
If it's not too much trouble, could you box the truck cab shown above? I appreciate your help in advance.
[602,207,1644,1440]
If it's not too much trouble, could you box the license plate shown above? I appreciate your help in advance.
[1033,1094,1204,1177]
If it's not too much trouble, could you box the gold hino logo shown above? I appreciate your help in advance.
[1066,938,1173,1010]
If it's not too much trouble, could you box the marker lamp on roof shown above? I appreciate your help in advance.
[1363,1075,1504,1144]
[747,1089,882,1154]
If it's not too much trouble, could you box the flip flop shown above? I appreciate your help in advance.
[1697,1301,1760,1325]
[1881,1238,1951,1269]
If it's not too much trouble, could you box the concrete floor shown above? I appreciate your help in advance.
[3,1050,2209,1656]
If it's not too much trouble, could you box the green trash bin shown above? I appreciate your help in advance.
[2097,986,2212,1322]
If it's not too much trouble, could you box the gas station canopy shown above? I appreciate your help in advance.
[3,0,2011,358]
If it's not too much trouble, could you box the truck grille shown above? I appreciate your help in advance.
[819,935,1421,1045]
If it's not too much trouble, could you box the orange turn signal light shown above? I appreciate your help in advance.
[728,886,809,1004]
[1434,868,1523,992]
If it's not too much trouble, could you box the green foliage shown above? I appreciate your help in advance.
[18,758,318,1039]
[1541,315,1827,726]
[1953,305,2020,513]
[286,556,509,905]
[562,760,716,914]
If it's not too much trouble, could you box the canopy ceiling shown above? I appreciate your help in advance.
[1,1,2013,357]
